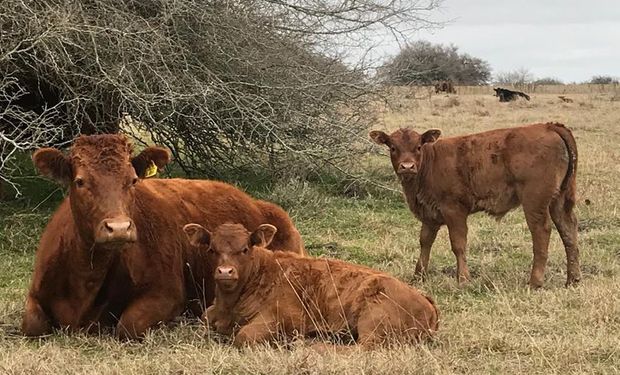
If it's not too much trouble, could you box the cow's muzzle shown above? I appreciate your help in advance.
[215,266,239,290]
[397,161,418,175]
[95,217,137,245]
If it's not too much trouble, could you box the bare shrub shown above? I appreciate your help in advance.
[0,0,443,194]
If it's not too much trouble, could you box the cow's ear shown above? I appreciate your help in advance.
[250,224,278,248]
[183,224,211,247]
[369,130,390,146]
[421,129,441,144]
[131,147,171,178]
[32,148,73,185]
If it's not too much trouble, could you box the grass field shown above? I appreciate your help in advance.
[1,89,620,374]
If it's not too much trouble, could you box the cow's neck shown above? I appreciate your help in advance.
[399,150,441,223]
[70,232,119,282]
[218,249,276,323]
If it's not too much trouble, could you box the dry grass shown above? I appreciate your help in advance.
[1,88,620,374]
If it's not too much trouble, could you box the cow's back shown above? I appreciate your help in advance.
[427,123,571,218]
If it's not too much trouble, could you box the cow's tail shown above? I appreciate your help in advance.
[519,91,531,101]
[548,122,578,210]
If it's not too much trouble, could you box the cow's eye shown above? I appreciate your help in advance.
[390,146,396,153]
[207,247,214,254]
[74,177,85,188]
[131,177,139,186]
[242,247,249,254]
[417,145,422,151]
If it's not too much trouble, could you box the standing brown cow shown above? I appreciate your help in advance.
[22,134,304,339]
[183,223,439,349]
[370,122,580,288]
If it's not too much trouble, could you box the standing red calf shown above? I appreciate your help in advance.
[370,122,580,288]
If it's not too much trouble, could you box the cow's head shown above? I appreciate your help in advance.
[369,128,441,178]
[32,134,170,246]
[183,223,277,292]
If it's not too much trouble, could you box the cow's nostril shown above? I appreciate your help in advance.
[104,221,114,233]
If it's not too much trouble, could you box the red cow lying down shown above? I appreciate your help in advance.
[183,223,439,349]
[370,122,580,288]
[22,134,304,339]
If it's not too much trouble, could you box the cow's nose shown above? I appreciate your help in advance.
[96,217,136,244]
[398,162,417,173]
[104,220,132,233]
[217,266,235,276]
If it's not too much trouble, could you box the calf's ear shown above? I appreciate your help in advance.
[32,148,73,186]
[250,224,278,248]
[369,130,390,145]
[131,146,171,178]
[421,129,441,144]
[183,224,212,247]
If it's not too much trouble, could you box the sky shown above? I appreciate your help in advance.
[394,0,620,83]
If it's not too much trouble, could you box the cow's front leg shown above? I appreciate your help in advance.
[442,205,470,285]
[415,222,440,277]
[204,304,233,335]
[233,316,279,348]
[22,296,51,336]
[116,294,184,340]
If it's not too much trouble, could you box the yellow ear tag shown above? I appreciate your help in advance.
[144,161,158,178]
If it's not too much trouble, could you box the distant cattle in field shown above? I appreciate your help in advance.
[22,134,304,339]
[183,223,439,349]
[494,87,530,102]
[434,81,456,94]
[558,95,574,103]
[370,123,580,288]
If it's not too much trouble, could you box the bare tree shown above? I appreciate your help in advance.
[0,0,443,195]
[494,68,534,88]
[380,40,491,86]
[589,75,619,84]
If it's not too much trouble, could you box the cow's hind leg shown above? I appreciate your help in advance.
[415,222,440,277]
[522,195,553,289]
[550,196,581,286]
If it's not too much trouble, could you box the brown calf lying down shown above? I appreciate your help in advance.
[22,134,304,339]
[183,223,439,349]
[370,122,580,288]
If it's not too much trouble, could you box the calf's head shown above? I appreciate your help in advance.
[369,128,441,177]
[32,134,170,246]
[183,223,277,292]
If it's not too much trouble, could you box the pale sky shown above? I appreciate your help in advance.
[400,0,620,83]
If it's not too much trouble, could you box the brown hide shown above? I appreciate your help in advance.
[370,122,580,288]
[22,134,304,339]
[191,224,439,349]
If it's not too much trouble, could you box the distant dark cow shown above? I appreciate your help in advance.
[22,134,304,339]
[434,81,456,94]
[183,223,439,349]
[370,123,580,288]
[494,87,530,102]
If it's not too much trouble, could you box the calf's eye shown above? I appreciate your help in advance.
[75,178,85,187]
[131,177,139,186]
[390,146,396,153]
[242,247,249,254]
